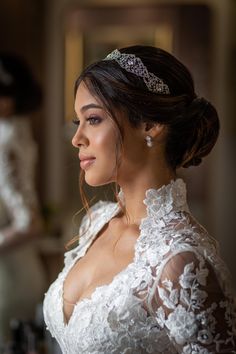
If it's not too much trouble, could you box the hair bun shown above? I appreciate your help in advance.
[187,96,209,119]
[180,96,220,168]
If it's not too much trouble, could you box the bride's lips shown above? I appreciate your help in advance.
[79,155,96,170]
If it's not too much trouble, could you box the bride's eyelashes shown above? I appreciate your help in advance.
[72,116,103,126]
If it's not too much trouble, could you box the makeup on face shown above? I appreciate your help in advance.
[72,82,119,186]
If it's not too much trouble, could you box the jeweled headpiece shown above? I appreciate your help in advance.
[104,49,170,95]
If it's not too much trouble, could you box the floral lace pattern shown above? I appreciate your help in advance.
[0,117,38,230]
[43,179,236,353]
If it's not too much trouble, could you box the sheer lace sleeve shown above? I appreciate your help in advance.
[0,119,39,232]
[149,250,236,353]
[0,148,37,231]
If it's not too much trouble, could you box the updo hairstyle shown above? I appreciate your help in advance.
[0,53,42,115]
[74,45,219,170]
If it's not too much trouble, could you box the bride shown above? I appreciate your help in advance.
[44,45,236,353]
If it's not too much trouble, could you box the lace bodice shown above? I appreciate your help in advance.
[0,117,38,230]
[43,179,236,353]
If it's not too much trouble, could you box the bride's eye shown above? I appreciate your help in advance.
[87,116,102,125]
[72,118,80,126]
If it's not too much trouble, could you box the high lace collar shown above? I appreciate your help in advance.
[144,178,189,219]
[119,178,189,220]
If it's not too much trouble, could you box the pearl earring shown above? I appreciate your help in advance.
[145,135,153,147]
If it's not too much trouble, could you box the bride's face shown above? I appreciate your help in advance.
[72,82,120,186]
[72,81,148,187]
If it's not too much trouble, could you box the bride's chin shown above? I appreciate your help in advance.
[84,174,115,187]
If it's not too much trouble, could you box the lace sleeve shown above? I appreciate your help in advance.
[150,251,236,353]
[0,148,37,231]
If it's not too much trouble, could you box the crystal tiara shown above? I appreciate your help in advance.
[104,49,170,95]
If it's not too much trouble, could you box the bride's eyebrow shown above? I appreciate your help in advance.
[80,103,103,113]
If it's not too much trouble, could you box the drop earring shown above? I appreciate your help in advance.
[145,135,153,147]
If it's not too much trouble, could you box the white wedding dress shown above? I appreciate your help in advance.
[0,117,46,341]
[44,179,236,353]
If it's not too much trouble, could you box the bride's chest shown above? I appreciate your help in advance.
[44,260,170,354]
[66,221,139,300]
[43,257,150,343]
[43,225,177,353]
[63,231,136,305]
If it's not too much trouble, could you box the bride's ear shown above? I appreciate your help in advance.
[142,122,166,140]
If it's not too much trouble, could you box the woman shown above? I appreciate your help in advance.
[44,46,236,353]
[0,53,46,342]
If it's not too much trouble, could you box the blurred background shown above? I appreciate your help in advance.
[0,0,235,352]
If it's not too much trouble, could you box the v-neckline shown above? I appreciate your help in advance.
[61,202,125,328]
[60,178,188,328]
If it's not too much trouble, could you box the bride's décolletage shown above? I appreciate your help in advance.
[44,179,236,353]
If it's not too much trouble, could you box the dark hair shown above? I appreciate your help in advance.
[0,53,42,115]
[74,45,219,170]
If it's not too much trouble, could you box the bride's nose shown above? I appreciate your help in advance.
[72,126,88,148]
